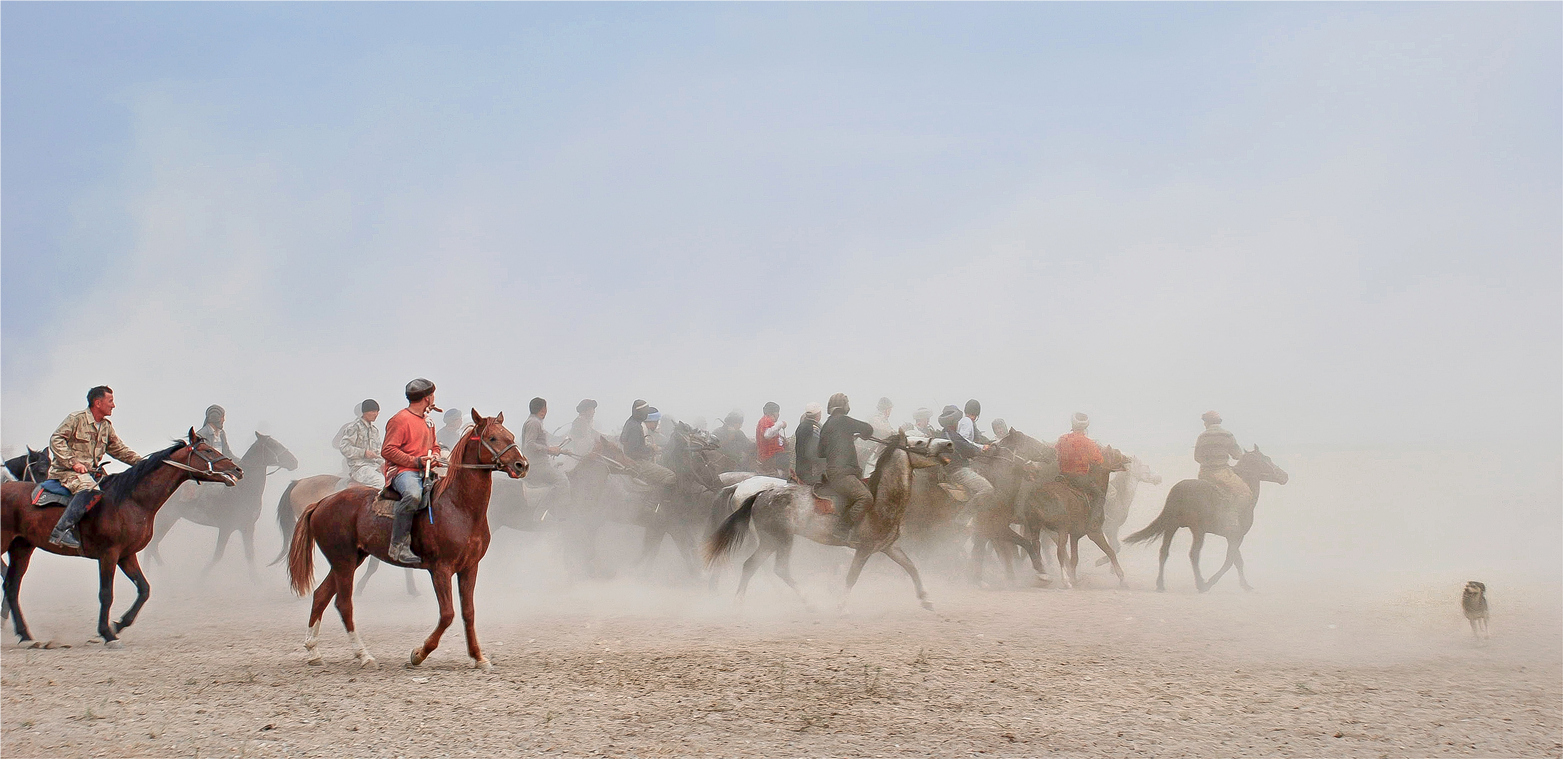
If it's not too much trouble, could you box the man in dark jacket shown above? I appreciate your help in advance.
[621,399,657,461]
[793,402,825,485]
[819,393,875,541]
[940,404,995,523]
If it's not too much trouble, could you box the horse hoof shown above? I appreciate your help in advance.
[409,648,427,667]
[358,657,378,669]
[306,656,323,666]
[104,640,123,650]
[920,599,935,612]
[475,657,492,672]
[22,640,42,649]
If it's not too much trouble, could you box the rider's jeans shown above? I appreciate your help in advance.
[392,471,424,501]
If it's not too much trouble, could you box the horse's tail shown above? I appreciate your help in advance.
[268,480,301,566]
[287,501,320,597]
[1124,491,1180,546]
[703,492,758,568]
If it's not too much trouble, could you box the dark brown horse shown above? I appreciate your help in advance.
[704,432,944,612]
[147,432,298,578]
[287,410,526,670]
[1019,445,1132,589]
[1,430,241,647]
[1124,447,1288,593]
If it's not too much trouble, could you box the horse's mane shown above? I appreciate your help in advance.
[100,441,185,504]
[433,423,477,501]
[865,434,906,497]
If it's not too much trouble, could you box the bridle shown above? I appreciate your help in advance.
[449,423,523,472]
[255,434,291,477]
[162,442,238,484]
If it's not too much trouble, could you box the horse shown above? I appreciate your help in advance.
[286,410,526,670]
[146,432,298,578]
[636,422,726,577]
[1,430,241,647]
[704,432,945,611]
[1123,446,1288,593]
[3,448,51,483]
[967,429,1059,585]
[271,473,422,597]
[1094,454,1162,566]
[1018,445,1132,589]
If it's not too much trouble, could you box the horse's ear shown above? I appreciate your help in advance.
[494,411,504,425]
[470,408,483,426]
[188,427,200,444]
[1250,445,1259,453]
[255,431,262,439]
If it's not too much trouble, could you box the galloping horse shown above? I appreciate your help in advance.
[287,410,526,670]
[1019,445,1132,589]
[705,432,944,611]
[1,431,241,647]
[1124,446,1288,593]
[968,429,1058,585]
[148,432,298,577]
[1095,455,1161,566]
[638,422,726,577]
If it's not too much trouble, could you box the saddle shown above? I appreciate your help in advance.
[371,480,435,519]
[809,485,838,515]
[31,481,97,511]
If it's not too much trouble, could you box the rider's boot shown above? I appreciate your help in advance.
[49,490,99,549]
[388,497,423,565]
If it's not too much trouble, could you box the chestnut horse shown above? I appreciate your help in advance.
[287,410,526,670]
[1019,445,1131,589]
[1,430,241,647]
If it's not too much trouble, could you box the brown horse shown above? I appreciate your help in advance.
[1,430,241,647]
[287,410,526,670]
[1019,445,1131,589]
[1123,446,1288,593]
[704,432,944,611]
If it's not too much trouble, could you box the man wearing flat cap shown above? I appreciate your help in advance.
[334,398,384,488]
[381,378,443,564]
[1194,410,1249,501]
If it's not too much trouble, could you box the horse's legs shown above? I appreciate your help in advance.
[3,545,36,643]
[1054,533,1072,589]
[882,545,934,611]
[331,562,376,667]
[240,527,260,581]
[636,523,665,569]
[968,536,988,585]
[304,573,339,666]
[1232,542,1253,591]
[1155,530,1174,592]
[1205,536,1249,592]
[147,512,176,565]
[456,565,489,670]
[355,557,382,595]
[1067,534,1082,587]
[1189,532,1208,592]
[95,554,122,645]
[736,533,777,602]
[111,554,152,634]
[201,528,233,576]
[671,523,702,579]
[770,535,811,609]
[410,569,456,666]
[1085,530,1127,588]
[839,546,875,612]
[404,569,420,597]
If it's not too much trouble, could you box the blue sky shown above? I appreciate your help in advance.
[3,2,1559,462]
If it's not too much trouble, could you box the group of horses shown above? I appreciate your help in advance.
[1,411,1288,673]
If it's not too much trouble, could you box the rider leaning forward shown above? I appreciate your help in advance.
[47,386,143,548]
[381,378,443,565]
[819,393,875,541]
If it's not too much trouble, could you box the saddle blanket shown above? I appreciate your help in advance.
[30,483,98,511]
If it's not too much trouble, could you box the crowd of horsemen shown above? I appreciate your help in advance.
[19,379,1252,570]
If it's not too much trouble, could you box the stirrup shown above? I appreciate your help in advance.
[51,528,81,549]
[389,545,422,564]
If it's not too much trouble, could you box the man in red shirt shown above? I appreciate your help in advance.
[381,377,443,564]
[754,402,788,476]
[1056,412,1106,531]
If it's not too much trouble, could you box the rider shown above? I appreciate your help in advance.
[857,397,898,476]
[820,393,875,541]
[563,398,600,459]
[621,400,676,486]
[991,418,1011,441]
[334,399,384,488]
[1056,413,1106,531]
[380,378,443,565]
[436,408,466,453]
[521,397,566,490]
[46,386,144,548]
[196,405,234,458]
[793,402,825,485]
[960,399,993,445]
[1194,410,1248,500]
[939,404,995,524]
[905,407,939,437]
[754,402,788,477]
[713,410,753,468]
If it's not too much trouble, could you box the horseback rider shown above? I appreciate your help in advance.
[793,402,825,485]
[754,402,788,477]
[991,418,1010,441]
[820,393,876,541]
[939,404,996,524]
[522,397,567,490]
[1057,412,1107,531]
[905,407,938,437]
[436,408,466,453]
[856,397,897,475]
[1194,410,1250,501]
[621,400,676,486]
[960,399,993,445]
[46,386,144,548]
[713,410,753,467]
[563,398,600,459]
[381,379,443,564]
[196,404,234,458]
[334,399,384,488]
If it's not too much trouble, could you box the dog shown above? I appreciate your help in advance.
[1462,581,1490,639]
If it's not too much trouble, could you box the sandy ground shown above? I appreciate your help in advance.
[1,525,1560,759]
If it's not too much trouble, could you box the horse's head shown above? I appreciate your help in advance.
[1236,446,1288,485]
[182,427,243,485]
[14,447,51,482]
[892,432,944,470]
[1130,456,1162,485]
[469,409,528,479]
[253,432,299,471]
[1100,445,1132,474]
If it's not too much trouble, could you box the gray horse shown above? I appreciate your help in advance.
[1095,455,1162,566]
[1123,447,1288,592]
